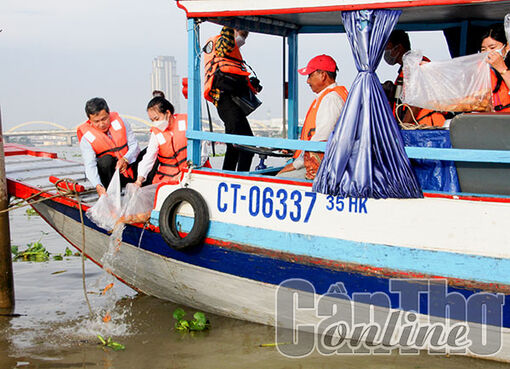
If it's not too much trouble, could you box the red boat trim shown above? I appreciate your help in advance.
[177,0,496,17]
[4,143,57,159]
[7,178,90,211]
[423,192,510,203]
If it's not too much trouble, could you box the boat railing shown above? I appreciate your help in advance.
[187,130,510,164]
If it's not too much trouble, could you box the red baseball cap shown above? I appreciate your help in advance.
[298,54,338,75]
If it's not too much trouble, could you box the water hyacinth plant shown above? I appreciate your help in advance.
[173,308,210,332]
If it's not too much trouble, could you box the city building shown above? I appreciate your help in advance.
[151,56,181,113]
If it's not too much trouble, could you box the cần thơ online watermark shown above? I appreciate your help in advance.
[275,278,505,358]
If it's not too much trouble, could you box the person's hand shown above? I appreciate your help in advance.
[134,176,144,187]
[487,51,507,74]
[116,157,128,174]
[277,162,296,175]
[96,184,106,196]
[382,81,396,102]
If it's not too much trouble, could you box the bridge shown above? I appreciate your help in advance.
[4,116,155,146]
[3,115,282,146]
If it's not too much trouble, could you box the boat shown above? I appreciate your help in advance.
[5,0,510,362]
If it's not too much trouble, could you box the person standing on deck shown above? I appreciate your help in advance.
[203,26,262,171]
[383,30,450,127]
[278,55,347,180]
[77,97,141,196]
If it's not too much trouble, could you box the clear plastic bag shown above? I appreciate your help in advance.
[86,171,158,231]
[117,183,158,225]
[86,170,122,231]
[402,51,492,112]
[505,14,510,45]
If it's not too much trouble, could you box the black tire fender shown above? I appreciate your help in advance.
[159,188,210,250]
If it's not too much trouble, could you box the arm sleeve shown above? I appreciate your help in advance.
[123,120,140,164]
[137,133,159,180]
[80,138,102,188]
[292,153,305,170]
[312,93,345,142]
[215,26,235,57]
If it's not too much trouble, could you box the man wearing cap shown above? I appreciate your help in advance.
[278,54,348,179]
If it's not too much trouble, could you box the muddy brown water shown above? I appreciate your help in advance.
[1,146,509,368]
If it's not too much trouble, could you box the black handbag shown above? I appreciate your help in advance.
[231,88,262,116]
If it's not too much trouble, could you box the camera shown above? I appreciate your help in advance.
[250,77,263,92]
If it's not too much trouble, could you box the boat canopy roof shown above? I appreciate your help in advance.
[177,0,510,35]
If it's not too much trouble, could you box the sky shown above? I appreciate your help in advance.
[0,0,451,130]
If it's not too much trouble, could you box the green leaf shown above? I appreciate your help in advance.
[97,334,106,345]
[193,312,206,325]
[173,308,186,321]
[25,208,37,217]
[11,245,19,256]
[109,341,125,351]
[64,247,73,257]
[175,319,190,331]
[53,254,63,261]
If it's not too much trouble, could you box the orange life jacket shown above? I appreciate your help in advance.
[77,112,134,179]
[150,114,188,184]
[490,69,510,112]
[293,85,348,159]
[203,35,251,102]
[394,58,446,127]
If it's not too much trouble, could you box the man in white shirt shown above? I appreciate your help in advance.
[77,98,141,196]
[278,55,347,179]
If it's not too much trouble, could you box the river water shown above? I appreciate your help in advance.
[1,146,508,368]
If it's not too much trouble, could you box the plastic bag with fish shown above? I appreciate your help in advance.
[86,169,122,231]
[401,50,492,112]
[117,183,158,225]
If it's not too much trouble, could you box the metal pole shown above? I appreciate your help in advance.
[282,36,287,138]
[0,106,14,310]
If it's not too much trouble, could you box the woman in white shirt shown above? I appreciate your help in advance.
[134,96,188,186]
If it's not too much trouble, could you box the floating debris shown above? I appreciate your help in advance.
[11,241,49,262]
[51,270,67,275]
[13,244,78,262]
[259,342,291,347]
[25,208,37,217]
[102,312,112,323]
[101,283,114,295]
[97,334,125,351]
[173,308,210,332]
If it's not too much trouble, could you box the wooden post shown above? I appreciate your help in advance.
[0,106,14,310]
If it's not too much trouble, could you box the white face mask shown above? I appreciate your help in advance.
[495,47,508,58]
[235,35,246,48]
[154,114,170,127]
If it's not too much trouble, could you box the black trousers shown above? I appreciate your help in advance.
[217,94,254,172]
[97,150,146,188]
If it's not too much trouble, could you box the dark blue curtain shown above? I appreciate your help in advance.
[313,10,423,199]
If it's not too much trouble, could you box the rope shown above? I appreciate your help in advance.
[181,163,195,188]
[3,179,95,318]
[53,178,94,318]
[395,103,436,130]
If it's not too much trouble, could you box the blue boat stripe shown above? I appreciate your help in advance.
[44,199,510,328]
[164,213,510,286]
